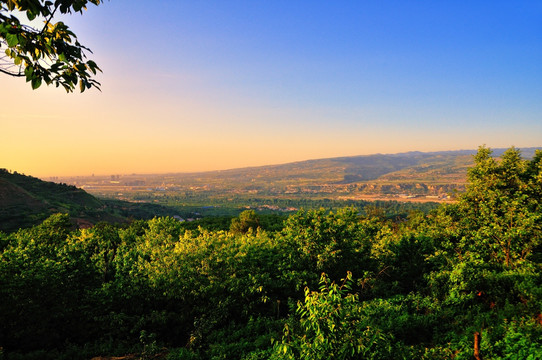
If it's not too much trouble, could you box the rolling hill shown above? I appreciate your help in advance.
[0,169,120,232]
[4,147,539,231]
[0,169,179,232]
[55,147,541,205]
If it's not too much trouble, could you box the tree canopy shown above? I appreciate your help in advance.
[0,0,102,92]
[0,146,541,359]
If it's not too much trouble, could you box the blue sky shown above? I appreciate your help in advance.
[2,1,541,176]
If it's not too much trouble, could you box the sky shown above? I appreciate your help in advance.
[1,1,541,177]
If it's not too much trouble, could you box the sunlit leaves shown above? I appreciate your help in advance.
[274,273,397,360]
[457,146,542,267]
[281,207,381,280]
[230,209,260,234]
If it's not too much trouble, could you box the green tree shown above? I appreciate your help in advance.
[456,146,542,267]
[69,222,121,282]
[0,214,102,353]
[273,273,397,360]
[0,0,102,91]
[280,207,380,280]
[421,146,542,358]
[230,210,260,235]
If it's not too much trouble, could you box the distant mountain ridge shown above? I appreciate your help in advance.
[55,147,541,207]
[180,147,541,184]
[167,147,538,177]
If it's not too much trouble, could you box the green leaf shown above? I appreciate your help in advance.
[6,33,18,47]
[24,65,34,78]
[31,77,42,90]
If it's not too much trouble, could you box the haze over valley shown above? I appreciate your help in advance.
[49,147,540,206]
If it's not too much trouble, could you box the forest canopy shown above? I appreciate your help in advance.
[0,146,541,359]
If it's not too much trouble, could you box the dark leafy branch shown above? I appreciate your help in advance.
[0,0,103,92]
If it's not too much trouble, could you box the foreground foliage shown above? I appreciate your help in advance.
[0,147,541,359]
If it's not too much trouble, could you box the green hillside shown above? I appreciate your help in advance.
[0,169,122,232]
[0,169,180,232]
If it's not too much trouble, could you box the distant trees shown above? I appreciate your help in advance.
[0,0,102,91]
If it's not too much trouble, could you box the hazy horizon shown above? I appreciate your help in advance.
[2,2,541,177]
[7,146,538,179]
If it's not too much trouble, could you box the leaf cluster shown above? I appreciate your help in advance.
[0,0,102,91]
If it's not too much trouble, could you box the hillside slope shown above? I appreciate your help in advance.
[216,147,540,185]
[0,169,122,232]
[0,169,188,232]
[55,147,541,204]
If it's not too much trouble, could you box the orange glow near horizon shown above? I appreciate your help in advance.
[2,3,541,178]
[2,69,540,178]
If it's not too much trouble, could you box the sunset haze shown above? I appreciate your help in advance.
[1,1,541,177]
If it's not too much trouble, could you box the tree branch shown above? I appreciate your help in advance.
[0,67,24,76]
[41,4,60,34]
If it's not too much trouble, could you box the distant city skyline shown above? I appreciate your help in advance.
[2,1,541,177]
